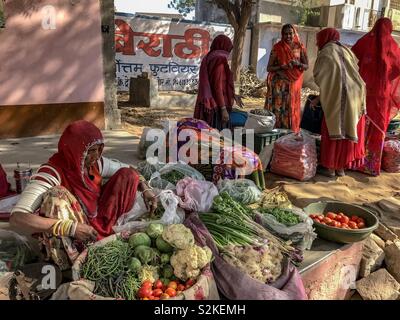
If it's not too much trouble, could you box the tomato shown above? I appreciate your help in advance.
[154,280,163,290]
[340,216,350,224]
[148,295,155,300]
[165,288,177,297]
[327,212,336,220]
[160,293,170,300]
[328,221,336,227]
[186,279,195,288]
[351,216,359,222]
[319,221,327,225]
[168,281,178,290]
[357,217,365,224]
[323,217,333,224]
[335,221,342,228]
[341,223,349,229]
[177,284,185,292]
[337,212,345,217]
[142,297,149,300]
[141,280,153,289]
[348,221,358,229]
[357,222,365,229]
[152,289,163,297]
[138,287,153,299]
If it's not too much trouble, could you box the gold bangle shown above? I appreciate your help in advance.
[52,220,62,237]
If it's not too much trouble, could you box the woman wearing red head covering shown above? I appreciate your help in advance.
[265,24,309,132]
[351,18,400,176]
[10,120,157,270]
[194,34,242,130]
[312,28,366,177]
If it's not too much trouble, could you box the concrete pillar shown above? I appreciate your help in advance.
[100,0,121,130]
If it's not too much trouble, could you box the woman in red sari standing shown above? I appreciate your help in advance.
[194,35,242,130]
[351,18,400,176]
[265,24,308,132]
[312,28,366,177]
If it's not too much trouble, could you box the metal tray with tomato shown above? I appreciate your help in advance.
[303,201,379,244]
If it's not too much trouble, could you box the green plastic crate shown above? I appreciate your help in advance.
[242,130,284,154]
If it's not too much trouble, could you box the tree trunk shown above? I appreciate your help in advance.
[231,25,247,82]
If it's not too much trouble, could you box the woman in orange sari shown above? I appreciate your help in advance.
[265,24,308,132]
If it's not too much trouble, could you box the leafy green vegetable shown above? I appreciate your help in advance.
[259,208,301,226]
[161,170,185,184]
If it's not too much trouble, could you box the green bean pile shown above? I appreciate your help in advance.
[94,271,141,300]
[81,239,130,281]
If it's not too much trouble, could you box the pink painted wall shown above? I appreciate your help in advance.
[0,0,104,106]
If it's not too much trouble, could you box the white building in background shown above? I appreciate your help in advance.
[309,0,385,31]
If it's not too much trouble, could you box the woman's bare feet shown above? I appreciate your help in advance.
[336,169,345,177]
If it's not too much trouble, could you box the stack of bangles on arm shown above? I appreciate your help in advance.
[52,219,78,238]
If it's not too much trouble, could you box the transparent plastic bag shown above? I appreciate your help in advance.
[217,179,261,205]
[176,177,219,213]
[136,158,165,181]
[382,139,400,173]
[244,110,276,134]
[254,207,317,250]
[113,190,185,234]
[0,230,37,273]
[270,133,317,181]
[149,162,205,190]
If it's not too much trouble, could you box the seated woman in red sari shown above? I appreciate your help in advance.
[351,18,400,176]
[265,24,308,132]
[10,120,157,270]
[312,28,366,177]
[194,35,242,130]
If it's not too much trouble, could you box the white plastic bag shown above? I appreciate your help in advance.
[149,162,205,190]
[258,143,275,172]
[136,158,165,181]
[244,110,276,134]
[254,207,317,250]
[112,190,185,234]
[217,179,261,205]
[176,177,219,213]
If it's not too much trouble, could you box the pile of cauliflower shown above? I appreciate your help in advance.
[221,244,283,284]
[162,224,212,281]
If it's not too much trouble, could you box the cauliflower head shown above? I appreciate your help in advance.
[170,245,212,281]
[162,224,194,250]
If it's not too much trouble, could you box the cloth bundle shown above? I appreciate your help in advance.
[270,133,317,181]
[382,139,400,173]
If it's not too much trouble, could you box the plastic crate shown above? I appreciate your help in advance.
[242,130,284,154]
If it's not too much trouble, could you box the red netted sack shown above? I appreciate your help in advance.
[382,139,400,173]
[270,133,317,181]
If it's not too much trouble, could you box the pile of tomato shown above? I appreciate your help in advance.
[310,212,366,229]
[138,278,195,300]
